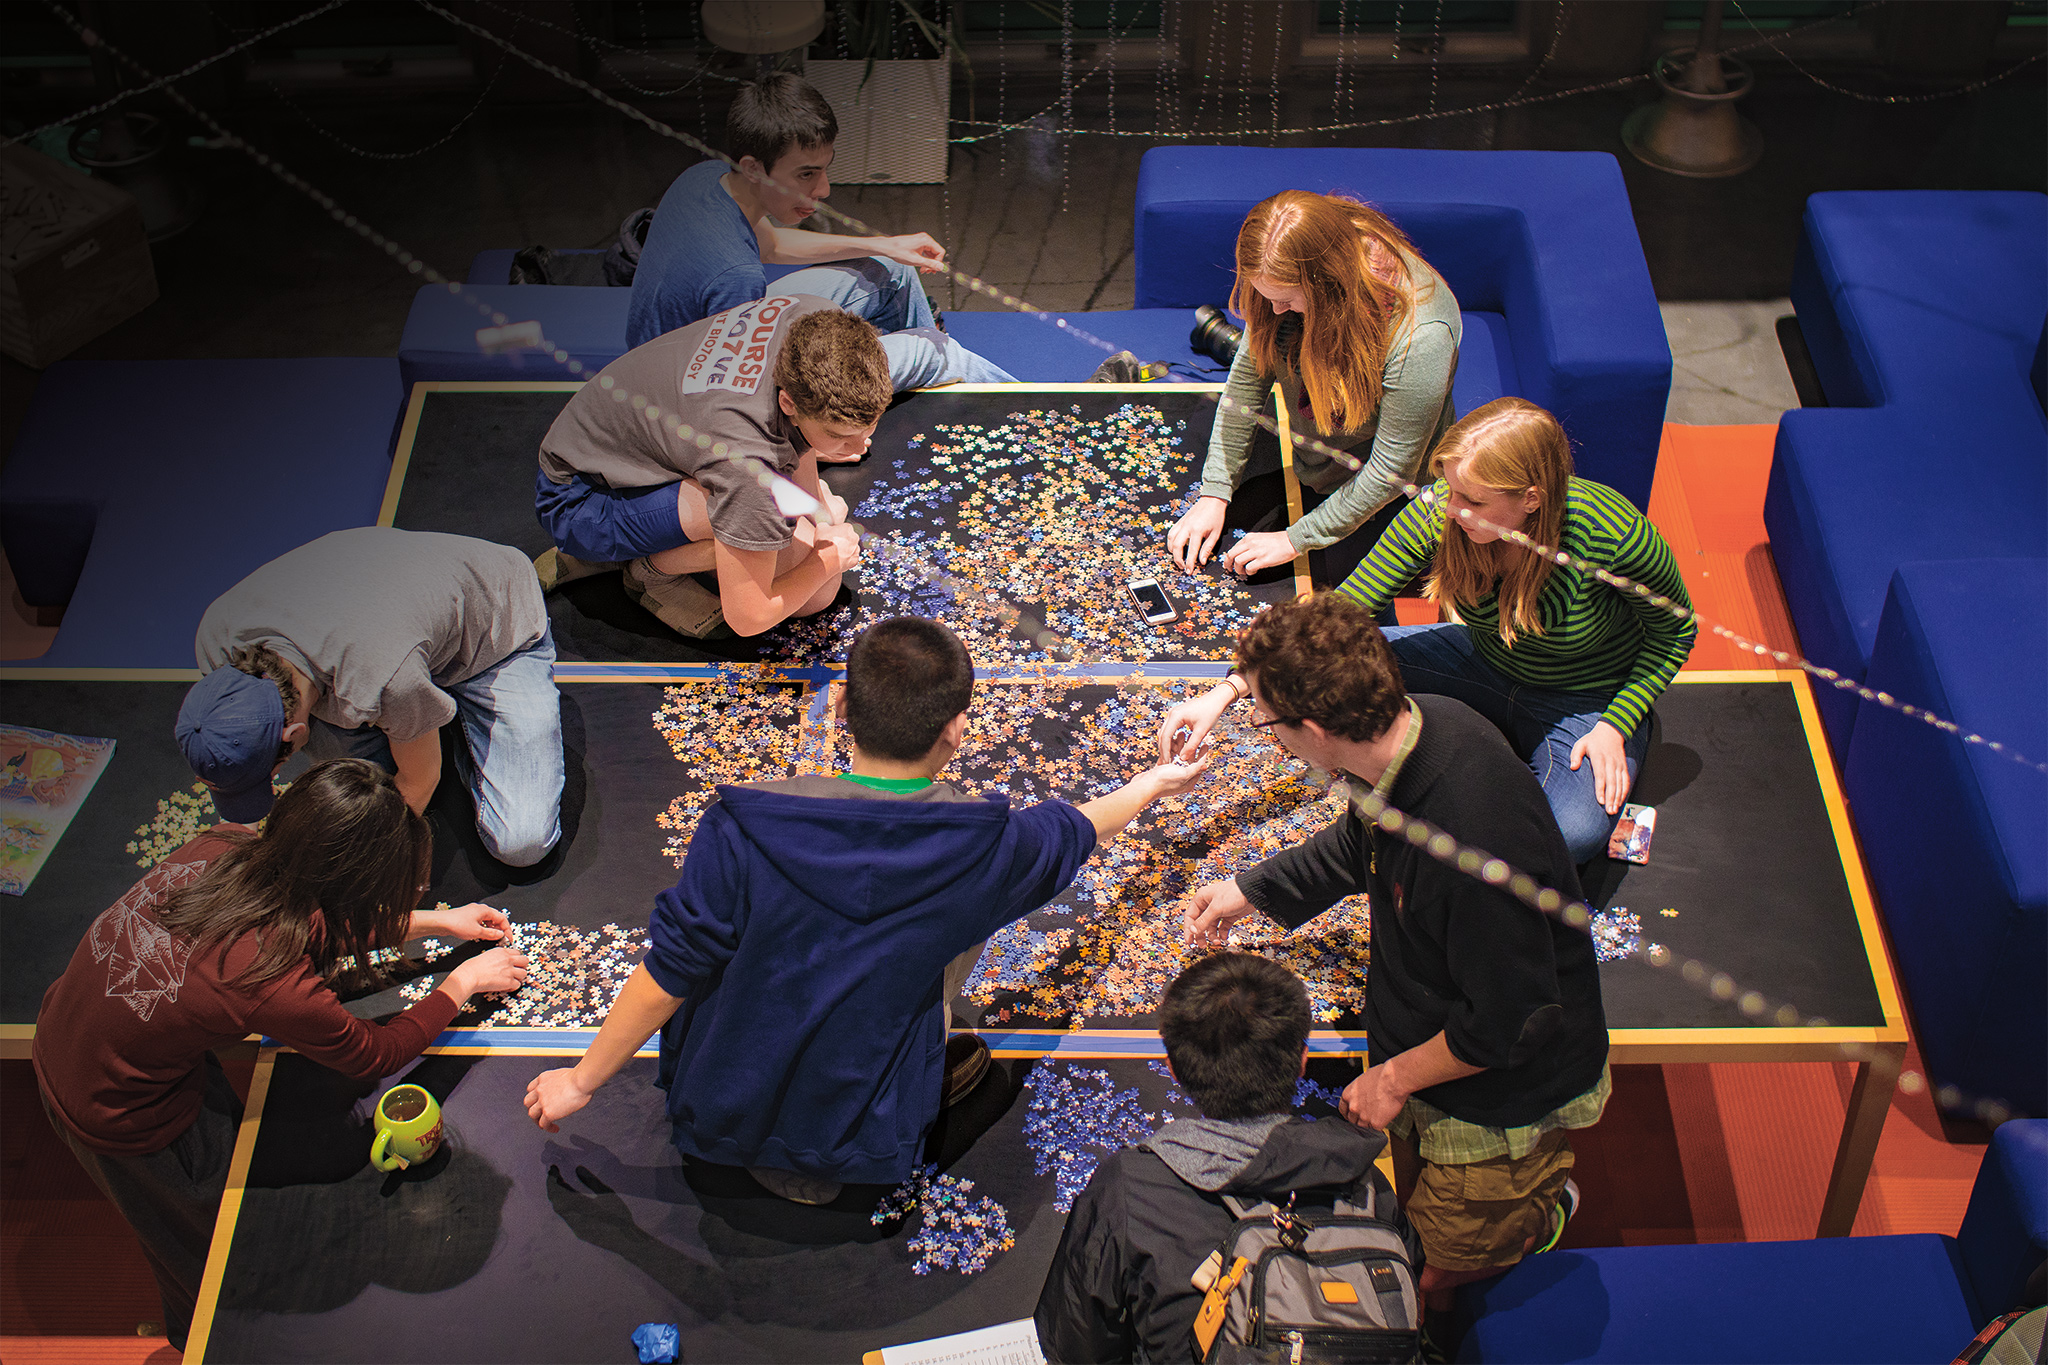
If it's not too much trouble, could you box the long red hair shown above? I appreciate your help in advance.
[1229,191,1430,435]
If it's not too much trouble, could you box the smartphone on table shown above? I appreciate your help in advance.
[1127,578,1177,625]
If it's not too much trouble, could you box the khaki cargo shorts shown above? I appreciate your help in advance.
[1401,1128,1575,1273]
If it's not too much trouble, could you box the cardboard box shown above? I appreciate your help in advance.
[0,144,158,368]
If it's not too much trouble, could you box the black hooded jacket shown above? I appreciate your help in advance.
[1033,1116,1420,1363]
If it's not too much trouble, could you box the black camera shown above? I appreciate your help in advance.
[1190,304,1244,367]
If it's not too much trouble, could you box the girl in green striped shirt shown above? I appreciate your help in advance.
[1161,398,1696,862]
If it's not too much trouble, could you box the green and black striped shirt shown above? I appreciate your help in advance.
[1335,478,1697,736]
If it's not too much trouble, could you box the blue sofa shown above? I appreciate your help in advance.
[1764,191,2048,752]
[415,149,1669,508]
[1118,147,1670,510]
[1842,559,2047,1119]
[0,359,404,670]
[1457,1117,2048,1362]
[1762,191,2048,1117]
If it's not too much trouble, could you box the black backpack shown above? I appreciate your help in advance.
[508,208,653,287]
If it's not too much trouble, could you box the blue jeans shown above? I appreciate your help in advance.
[1382,623,1652,864]
[534,468,690,563]
[307,626,565,867]
[773,258,1017,387]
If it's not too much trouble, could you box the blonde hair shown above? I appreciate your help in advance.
[1230,191,1429,436]
[1424,398,1573,646]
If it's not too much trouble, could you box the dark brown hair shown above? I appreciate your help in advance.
[157,758,430,989]
[1159,954,1311,1120]
[845,617,975,761]
[1231,191,1432,435]
[1235,593,1406,743]
[776,310,891,427]
[728,72,837,171]
[227,643,300,763]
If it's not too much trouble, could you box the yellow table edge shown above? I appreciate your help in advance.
[183,1045,277,1364]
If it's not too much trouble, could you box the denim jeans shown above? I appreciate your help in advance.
[1382,623,1651,864]
[774,258,1018,386]
[308,626,565,867]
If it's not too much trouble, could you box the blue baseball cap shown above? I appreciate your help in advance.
[176,668,285,824]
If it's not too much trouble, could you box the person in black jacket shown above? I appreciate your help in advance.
[1179,593,1608,1327]
[1034,953,1418,1363]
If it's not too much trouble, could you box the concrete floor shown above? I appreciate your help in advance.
[2,59,2039,454]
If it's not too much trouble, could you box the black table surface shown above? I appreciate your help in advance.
[392,387,1299,666]
[5,676,1886,1034]
[202,1051,1231,1364]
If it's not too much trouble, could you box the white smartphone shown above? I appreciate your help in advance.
[1128,577,1178,625]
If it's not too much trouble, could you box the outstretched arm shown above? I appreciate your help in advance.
[758,220,947,273]
[1075,754,1212,839]
[525,964,682,1132]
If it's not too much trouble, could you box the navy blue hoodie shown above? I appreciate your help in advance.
[645,775,1097,1183]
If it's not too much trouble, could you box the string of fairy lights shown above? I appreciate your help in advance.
[29,1,2045,1124]
[422,0,2048,778]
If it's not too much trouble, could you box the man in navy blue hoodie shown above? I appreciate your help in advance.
[523,616,1211,1203]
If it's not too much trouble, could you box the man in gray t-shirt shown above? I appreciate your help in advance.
[533,297,882,639]
[178,527,564,868]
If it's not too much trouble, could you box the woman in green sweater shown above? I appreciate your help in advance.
[1165,190,1462,579]
[1162,397,1696,863]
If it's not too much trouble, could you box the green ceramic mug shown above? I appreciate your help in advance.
[370,1084,443,1172]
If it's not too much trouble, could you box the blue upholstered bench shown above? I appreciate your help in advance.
[1125,147,1671,511]
[398,283,631,387]
[1456,1118,2048,1362]
[1764,191,2048,750]
[1842,559,2047,1119]
[0,359,403,670]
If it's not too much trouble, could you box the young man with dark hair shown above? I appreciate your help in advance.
[627,73,1014,389]
[180,528,563,867]
[523,617,1211,1205]
[536,299,884,638]
[1034,954,1419,1361]
[1178,593,1608,1336]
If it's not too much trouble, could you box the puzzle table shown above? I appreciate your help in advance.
[0,384,1906,1363]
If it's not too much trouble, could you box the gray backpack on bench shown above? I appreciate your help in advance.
[1190,1179,1422,1364]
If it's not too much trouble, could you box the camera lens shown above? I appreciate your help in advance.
[1190,305,1244,367]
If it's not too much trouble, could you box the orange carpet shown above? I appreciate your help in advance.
[0,1341,181,1363]
[1561,422,1988,1250]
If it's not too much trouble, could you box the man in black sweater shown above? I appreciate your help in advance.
[1181,593,1609,1323]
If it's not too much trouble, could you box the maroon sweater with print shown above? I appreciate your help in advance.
[33,828,460,1155]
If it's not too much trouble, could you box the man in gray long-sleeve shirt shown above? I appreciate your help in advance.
[180,527,563,867]
[1179,593,1607,1332]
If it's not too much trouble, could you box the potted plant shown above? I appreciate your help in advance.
[800,0,967,184]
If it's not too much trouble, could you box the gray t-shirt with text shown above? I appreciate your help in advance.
[538,293,835,553]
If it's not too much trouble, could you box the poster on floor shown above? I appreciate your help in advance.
[0,724,116,895]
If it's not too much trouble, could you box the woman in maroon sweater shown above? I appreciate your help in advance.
[32,758,529,1351]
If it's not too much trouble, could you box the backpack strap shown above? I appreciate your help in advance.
[1365,1263,1413,1333]
[1220,1194,1273,1221]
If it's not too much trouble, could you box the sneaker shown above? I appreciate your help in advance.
[534,546,620,592]
[621,558,728,639]
[1535,1177,1580,1254]
[943,1033,991,1107]
[747,1165,843,1206]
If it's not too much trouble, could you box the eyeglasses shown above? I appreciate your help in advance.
[1247,704,1295,731]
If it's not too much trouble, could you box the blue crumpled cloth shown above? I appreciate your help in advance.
[632,1322,680,1363]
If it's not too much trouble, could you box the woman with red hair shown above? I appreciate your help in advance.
[1166,191,1462,579]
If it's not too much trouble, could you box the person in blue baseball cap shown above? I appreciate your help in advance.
[175,661,308,824]
[185,527,564,867]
